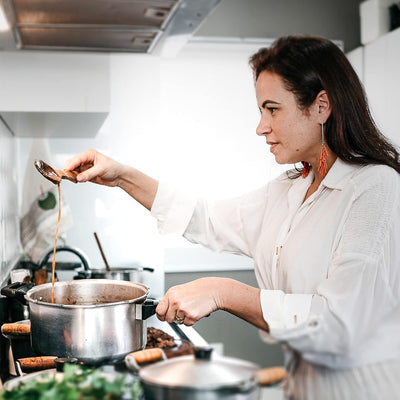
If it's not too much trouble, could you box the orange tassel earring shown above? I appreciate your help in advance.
[318,120,328,178]
[301,162,310,178]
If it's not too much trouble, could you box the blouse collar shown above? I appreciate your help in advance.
[322,158,364,190]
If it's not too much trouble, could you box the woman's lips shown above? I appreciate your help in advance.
[268,142,278,153]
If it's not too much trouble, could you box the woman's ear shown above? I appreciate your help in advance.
[316,90,331,122]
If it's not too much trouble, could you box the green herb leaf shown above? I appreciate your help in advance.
[0,364,142,400]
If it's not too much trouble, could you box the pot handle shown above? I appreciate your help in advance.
[125,348,167,372]
[0,282,34,305]
[1,322,31,336]
[37,245,91,271]
[16,356,57,375]
[255,366,286,386]
[138,298,159,321]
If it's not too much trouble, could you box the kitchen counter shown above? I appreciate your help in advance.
[260,386,284,399]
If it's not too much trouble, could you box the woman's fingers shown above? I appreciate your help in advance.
[155,279,222,326]
[64,148,97,171]
[155,297,168,322]
[156,288,181,324]
[64,149,120,186]
[76,163,105,183]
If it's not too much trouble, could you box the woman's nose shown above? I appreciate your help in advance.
[256,114,271,136]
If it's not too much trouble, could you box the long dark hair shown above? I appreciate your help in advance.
[249,35,400,174]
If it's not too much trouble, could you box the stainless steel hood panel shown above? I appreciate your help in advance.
[18,27,158,52]
[2,0,221,53]
[12,0,176,27]
[7,0,178,52]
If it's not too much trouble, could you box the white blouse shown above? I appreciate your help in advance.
[151,158,400,372]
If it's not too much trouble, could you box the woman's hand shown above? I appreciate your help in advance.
[156,277,270,331]
[64,148,158,210]
[156,278,224,326]
[64,149,124,187]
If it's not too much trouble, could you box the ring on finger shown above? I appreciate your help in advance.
[174,315,185,325]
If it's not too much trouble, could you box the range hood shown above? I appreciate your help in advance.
[1,0,220,54]
[0,0,221,138]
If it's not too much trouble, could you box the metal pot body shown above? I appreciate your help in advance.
[26,279,156,365]
[142,383,260,400]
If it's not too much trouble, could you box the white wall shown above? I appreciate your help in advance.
[363,28,400,147]
[0,120,20,285]
[17,41,287,294]
[346,28,400,148]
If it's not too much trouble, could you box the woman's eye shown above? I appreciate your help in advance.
[267,107,277,114]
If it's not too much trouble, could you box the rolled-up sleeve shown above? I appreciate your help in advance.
[260,290,315,331]
[152,181,268,257]
[150,181,197,236]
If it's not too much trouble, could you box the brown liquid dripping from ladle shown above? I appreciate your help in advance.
[34,159,78,303]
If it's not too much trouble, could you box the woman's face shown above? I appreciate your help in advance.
[255,71,322,166]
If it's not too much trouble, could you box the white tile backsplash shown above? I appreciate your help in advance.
[0,119,20,285]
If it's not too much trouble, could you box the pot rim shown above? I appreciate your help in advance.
[88,267,146,275]
[25,279,149,309]
[89,267,151,272]
[140,376,259,392]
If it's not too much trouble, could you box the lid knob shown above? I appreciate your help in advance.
[193,346,213,360]
[54,357,78,372]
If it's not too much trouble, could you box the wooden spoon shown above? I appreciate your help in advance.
[34,159,79,184]
[93,232,111,272]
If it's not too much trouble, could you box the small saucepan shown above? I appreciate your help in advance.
[83,266,155,282]
[88,232,155,282]
[125,347,286,400]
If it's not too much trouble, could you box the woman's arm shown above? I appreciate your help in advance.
[64,149,158,210]
[156,277,269,331]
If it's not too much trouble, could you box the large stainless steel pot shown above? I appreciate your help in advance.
[2,279,157,365]
[126,347,261,400]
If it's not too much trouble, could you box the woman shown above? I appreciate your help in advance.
[65,36,400,399]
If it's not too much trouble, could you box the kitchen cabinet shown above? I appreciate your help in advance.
[347,28,400,147]
[363,28,400,146]
[346,46,364,83]
[0,52,110,137]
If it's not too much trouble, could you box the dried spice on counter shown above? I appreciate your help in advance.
[145,327,176,349]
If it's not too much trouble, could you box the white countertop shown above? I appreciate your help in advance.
[260,386,284,399]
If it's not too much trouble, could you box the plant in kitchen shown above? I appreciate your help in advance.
[37,190,56,210]
[0,364,142,400]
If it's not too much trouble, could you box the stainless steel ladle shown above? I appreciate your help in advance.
[34,159,79,184]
